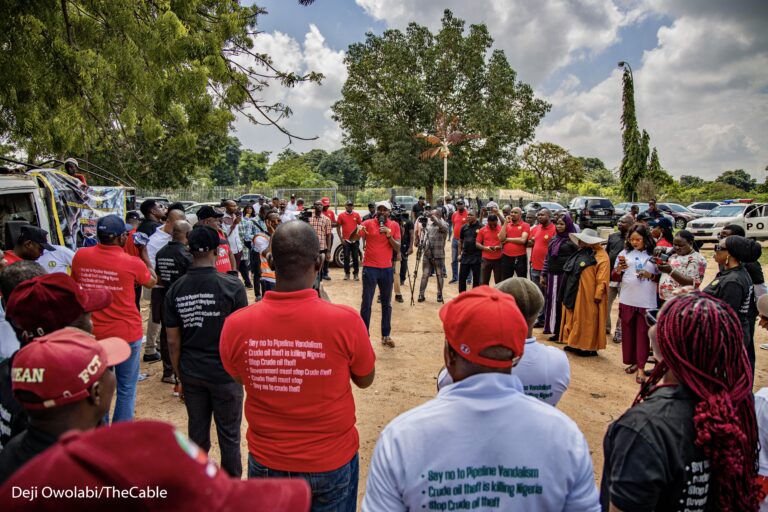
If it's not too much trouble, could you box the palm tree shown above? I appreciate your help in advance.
[416,111,481,202]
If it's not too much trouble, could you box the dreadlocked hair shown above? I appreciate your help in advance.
[634,291,759,511]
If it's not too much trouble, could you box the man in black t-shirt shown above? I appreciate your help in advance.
[457,209,482,293]
[411,196,426,221]
[138,199,167,237]
[399,215,414,287]
[164,225,248,478]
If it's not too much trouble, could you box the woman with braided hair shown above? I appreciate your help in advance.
[601,291,760,512]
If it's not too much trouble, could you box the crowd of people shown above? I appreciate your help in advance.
[0,193,766,511]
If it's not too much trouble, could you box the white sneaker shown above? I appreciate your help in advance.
[760,343,768,351]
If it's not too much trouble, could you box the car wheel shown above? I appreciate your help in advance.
[675,218,686,229]
[333,245,344,268]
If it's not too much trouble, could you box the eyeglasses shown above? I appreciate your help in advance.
[645,308,659,327]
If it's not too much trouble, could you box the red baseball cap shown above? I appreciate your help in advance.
[0,420,311,512]
[5,273,112,339]
[11,328,129,409]
[321,197,330,206]
[439,286,527,368]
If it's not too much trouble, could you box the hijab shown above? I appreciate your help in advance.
[550,213,577,258]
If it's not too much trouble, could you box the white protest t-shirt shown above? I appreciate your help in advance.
[512,338,570,406]
[37,244,76,274]
[616,249,658,309]
[363,373,600,512]
[147,228,172,269]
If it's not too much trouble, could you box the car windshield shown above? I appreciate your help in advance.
[587,199,613,208]
[706,205,746,217]
[664,204,689,213]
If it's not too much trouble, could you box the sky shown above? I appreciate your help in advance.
[234,0,768,181]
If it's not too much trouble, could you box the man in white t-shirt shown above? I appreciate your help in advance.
[36,244,76,274]
[285,193,299,212]
[363,286,599,512]
[437,278,570,406]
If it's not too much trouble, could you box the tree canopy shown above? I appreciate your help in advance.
[0,1,322,187]
[715,169,756,191]
[332,10,550,202]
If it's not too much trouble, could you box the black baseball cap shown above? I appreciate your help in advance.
[125,211,141,222]
[345,200,354,206]
[188,226,220,252]
[197,205,224,221]
[96,215,129,238]
[18,226,55,251]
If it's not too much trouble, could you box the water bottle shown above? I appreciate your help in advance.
[634,257,644,279]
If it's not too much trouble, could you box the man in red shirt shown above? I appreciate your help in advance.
[449,200,469,285]
[220,221,375,510]
[197,206,236,274]
[527,208,556,327]
[336,200,362,281]
[498,206,531,280]
[3,226,55,266]
[350,201,401,347]
[72,215,157,423]
[476,214,503,285]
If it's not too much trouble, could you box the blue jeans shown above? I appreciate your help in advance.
[451,238,460,280]
[248,453,359,512]
[360,266,393,337]
[106,339,141,424]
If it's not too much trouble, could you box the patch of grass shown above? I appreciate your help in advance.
[760,249,768,267]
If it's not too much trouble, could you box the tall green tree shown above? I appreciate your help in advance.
[212,136,241,186]
[519,142,584,192]
[263,149,336,188]
[715,169,756,191]
[647,147,673,187]
[618,67,643,200]
[332,10,549,201]
[317,149,367,187]
[238,149,269,184]
[0,1,322,186]
[680,175,705,188]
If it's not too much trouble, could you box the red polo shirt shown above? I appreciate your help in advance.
[476,224,502,260]
[322,209,336,224]
[215,230,232,273]
[530,223,556,271]
[220,289,375,472]
[3,251,22,265]
[337,211,362,240]
[359,219,401,268]
[502,221,530,257]
[72,244,151,341]
[451,209,469,240]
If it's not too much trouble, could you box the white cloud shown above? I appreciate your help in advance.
[233,24,348,156]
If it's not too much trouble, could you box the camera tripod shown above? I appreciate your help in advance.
[410,220,443,306]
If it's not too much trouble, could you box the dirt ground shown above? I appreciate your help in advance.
[133,245,768,504]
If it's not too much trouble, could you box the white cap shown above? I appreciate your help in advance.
[375,201,392,211]
[486,201,499,209]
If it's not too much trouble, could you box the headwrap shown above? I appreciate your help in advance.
[550,213,577,257]
[725,235,761,264]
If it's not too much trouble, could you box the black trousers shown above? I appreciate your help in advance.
[150,287,173,379]
[459,262,481,293]
[481,259,502,285]
[250,248,262,297]
[343,240,360,275]
[399,248,409,284]
[181,374,244,478]
[501,254,528,280]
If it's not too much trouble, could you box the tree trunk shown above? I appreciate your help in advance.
[425,183,434,205]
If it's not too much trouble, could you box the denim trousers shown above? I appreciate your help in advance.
[360,266,393,337]
[181,374,244,478]
[248,453,359,512]
[451,238,460,279]
[106,339,141,424]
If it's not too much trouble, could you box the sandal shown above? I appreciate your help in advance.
[636,374,647,385]
[624,364,637,375]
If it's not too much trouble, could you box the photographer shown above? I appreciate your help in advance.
[308,200,333,281]
[656,230,707,303]
[417,208,448,303]
[350,201,401,348]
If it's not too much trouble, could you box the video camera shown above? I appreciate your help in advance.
[653,247,673,266]
[417,204,432,228]
[297,210,313,223]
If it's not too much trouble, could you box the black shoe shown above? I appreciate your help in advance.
[448,279,458,284]
[418,295,426,303]
[322,275,331,281]
[533,322,544,329]
[353,274,359,281]
[395,294,404,303]
[377,296,381,304]
[563,346,577,353]
[244,284,253,289]
[143,353,161,363]
[344,274,350,281]
[437,295,444,303]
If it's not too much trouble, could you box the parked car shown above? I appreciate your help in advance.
[394,195,419,212]
[568,197,615,229]
[687,203,768,242]
[687,201,722,216]
[137,196,170,206]
[656,203,700,229]
[236,193,265,207]
[523,201,565,213]
[185,202,221,225]
[177,200,197,210]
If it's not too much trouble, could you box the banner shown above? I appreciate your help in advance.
[29,170,126,250]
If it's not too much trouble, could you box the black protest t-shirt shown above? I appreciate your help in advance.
[137,218,162,237]
[601,385,713,512]
[412,203,425,218]
[460,223,482,264]
[164,267,248,383]
[155,241,193,287]
[0,424,58,485]
[0,356,27,452]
